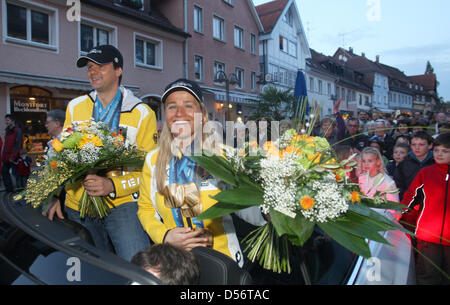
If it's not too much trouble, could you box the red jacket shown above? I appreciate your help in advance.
[401,163,450,246]
[2,126,22,163]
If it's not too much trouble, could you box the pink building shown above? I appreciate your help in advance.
[0,0,187,151]
[157,0,263,124]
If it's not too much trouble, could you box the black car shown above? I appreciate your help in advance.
[0,191,414,285]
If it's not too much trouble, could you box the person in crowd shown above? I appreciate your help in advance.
[45,109,66,158]
[365,120,376,138]
[411,119,428,133]
[13,149,32,189]
[386,143,410,178]
[137,78,266,268]
[45,110,65,139]
[131,243,200,285]
[44,45,157,261]
[393,119,411,139]
[370,119,395,160]
[400,133,450,285]
[2,114,23,192]
[358,147,399,203]
[335,144,359,183]
[358,111,369,132]
[369,139,389,166]
[394,131,434,201]
[339,117,369,152]
[434,112,448,134]
[433,122,450,139]
[395,135,411,146]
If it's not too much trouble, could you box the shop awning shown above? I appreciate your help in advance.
[203,87,258,105]
[0,70,140,94]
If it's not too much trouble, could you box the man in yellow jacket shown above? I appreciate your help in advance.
[45,45,157,261]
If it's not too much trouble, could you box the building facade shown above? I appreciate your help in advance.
[256,0,310,94]
[159,0,263,124]
[0,0,188,151]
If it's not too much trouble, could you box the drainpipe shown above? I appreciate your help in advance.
[183,0,189,78]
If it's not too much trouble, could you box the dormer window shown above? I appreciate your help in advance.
[283,8,293,27]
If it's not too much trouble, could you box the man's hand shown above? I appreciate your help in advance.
[83,174,115,197]
[42,197,64,221]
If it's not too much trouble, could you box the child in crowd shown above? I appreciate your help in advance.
[369,139,389,166]
[386,143,410,177]
[358,147,399,203]
[401,133,450,285]
[14,149,32,189]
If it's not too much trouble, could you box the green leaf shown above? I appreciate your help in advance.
[196,201,244,220]
[210,187,263,207]
[190,155,237,187]
[318,222,372,258]
[332,212,392,245]
[270,209,315,246]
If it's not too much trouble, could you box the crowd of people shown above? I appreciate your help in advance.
[1,44,448,285]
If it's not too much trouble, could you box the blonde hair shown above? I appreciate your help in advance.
[155,106,221,193]
[360,147,386,174]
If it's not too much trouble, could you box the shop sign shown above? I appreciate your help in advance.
[12,98,49,113]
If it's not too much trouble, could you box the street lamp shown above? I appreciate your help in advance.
[214,71,239,121]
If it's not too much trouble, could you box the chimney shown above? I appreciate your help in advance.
[349,47,353,54]
[376,55,380,63]
[361,52,365,57]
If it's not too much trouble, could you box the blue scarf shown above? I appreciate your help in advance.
[169,152,205,229]
[92,89,122,132]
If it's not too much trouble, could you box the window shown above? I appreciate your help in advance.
[5,1,57,49]
[213,16,225,41]
[327,83,332,96]
[214,61,226,85]
[288,40,297,57]
[135,34,162,69]
[309,77,314,92]
[250,33,256,54]
[194,55,204,82]
[234,26,244,49]
[283,8,293,27]
[80,24,110,53]
[318,80,323,94]
[279,36,288,53]
[193,5,203,33]
[235,68,244,89]
[223,0,234,5]
[251,71,257,91]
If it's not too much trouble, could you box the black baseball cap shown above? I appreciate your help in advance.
[161,78,204,106]
[76,45,123,68]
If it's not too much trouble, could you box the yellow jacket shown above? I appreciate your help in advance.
[63,87,157,211]
[137,148,266,267]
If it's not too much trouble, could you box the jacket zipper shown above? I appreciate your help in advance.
[440,165,449,244]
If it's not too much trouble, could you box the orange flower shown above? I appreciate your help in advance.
[51,138,64,152]
[335,174,343,182]
[262,141,279,157]
[249,141,258,148]
[50,161,58,169]
[300,197,315,210]
[350,191,361,203]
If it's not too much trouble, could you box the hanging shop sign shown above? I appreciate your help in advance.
[12,98,49,113]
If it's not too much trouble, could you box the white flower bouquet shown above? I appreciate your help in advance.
[191,104,407,274]
[15,120,145,218]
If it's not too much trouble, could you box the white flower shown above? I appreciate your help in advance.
[301,175,348,222]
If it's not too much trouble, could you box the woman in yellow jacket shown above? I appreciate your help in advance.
[138,79,265,267]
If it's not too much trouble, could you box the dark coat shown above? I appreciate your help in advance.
[394,151,435,200]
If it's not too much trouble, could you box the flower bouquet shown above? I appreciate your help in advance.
[15,120,146,218]
[191,105,409,274]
